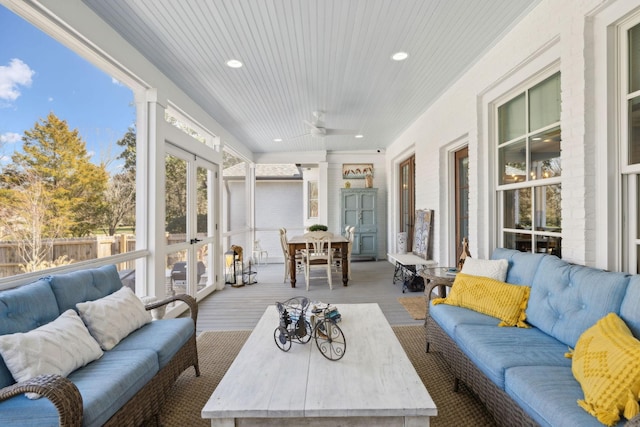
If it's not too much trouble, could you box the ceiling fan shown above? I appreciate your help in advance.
[290,111,358,140]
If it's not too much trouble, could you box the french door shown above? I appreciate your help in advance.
[399,155,415,251]
[454,147,469,260]
[164,144,218,299]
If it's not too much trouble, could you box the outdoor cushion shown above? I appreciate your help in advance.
[432,273,530,327]
[49,265,123,313]
[429,303,498,338]
[0,391,61,427]
[454,324,570,389]
[505,366,626,427]
[68,349,158,427]
[0,309,103,399]
[0,349,158,427]
[0,279,61,389]
[460,257,509,281]
[491,248,546,286]
[526,256,629,348]
[112,317,194,368]
[570,313,640,426]
[77,287,151,350]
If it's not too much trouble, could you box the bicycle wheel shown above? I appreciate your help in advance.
[314,319,346,360]
[294,318,312,344]
[274,326,291,352]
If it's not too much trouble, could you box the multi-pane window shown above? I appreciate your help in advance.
[621,20,640,272]
[627,23,640,165]
[497,72,562,256]
[308,181,319,219]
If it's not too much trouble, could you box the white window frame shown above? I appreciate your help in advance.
[307,180,319,220]
[494,70,562,254]
[619,13,640,273]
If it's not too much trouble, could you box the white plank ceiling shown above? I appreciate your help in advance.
[83,0,541,154]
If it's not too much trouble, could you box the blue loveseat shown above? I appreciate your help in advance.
[0,265,199,426]
[425,249,640,427]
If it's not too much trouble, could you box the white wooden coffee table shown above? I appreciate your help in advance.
[202,303,437,426]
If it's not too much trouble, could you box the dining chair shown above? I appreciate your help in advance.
[332,225,351,267]
[345,226,355,280]
[334,226,355,280]
[302,231,333,290]
[279,228,303,283]
[252,240,268,265]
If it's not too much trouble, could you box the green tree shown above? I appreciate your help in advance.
[98,172,135,235]
[96,126,138,235]
[117,126,137,174]
[10,112,109,236]
[165,154,187,227]
[0,170,70,271]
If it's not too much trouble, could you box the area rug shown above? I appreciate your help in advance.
[398,295,427,320]
[159,326,496,427]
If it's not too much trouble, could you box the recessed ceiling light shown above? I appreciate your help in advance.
[391,51,409,61]
[355,134,364,139]
[226,59,243,68]
[273,138,282,142]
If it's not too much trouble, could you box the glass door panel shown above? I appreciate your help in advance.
[193,161,216,296]
[399,155,415,251]
[165,145,217,299]
[165,154,188,243]
[454,147,469,261]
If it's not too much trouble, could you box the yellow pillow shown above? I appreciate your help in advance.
[571,313,640,426]
[432,272,530,327]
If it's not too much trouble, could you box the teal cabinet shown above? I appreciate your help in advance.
[341,188,377,260]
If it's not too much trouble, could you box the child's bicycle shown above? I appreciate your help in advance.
[274,297,346,361]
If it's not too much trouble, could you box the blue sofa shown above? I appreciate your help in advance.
[425,249,640,427]
[0,265,200,426]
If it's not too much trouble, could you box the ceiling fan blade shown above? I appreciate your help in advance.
[286,132,312,141]
[325,128,358,136]
[304,120,321,130]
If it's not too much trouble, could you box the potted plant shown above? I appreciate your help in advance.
[308,224,328,231]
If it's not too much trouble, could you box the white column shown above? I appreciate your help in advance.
[319,162,329,226]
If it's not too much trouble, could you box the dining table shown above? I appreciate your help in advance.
[287,234,349,288]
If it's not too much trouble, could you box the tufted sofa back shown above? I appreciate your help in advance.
[526,255,629,348]
[492,249,634,347]
[0,279,62,388]
[490,248,545,286]
[48,264,122,313]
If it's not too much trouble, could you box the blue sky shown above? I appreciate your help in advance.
[0,5,135,173]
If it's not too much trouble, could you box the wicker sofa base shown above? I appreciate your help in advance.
[104,333,199,426]
[426,317,538,427]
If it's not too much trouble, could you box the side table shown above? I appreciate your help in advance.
[420,267,458,325]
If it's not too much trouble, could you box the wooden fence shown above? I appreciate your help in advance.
[0,234,139,278]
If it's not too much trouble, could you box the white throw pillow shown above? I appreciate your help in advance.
[77,287,152,350]
[461,257,509,282]
[0,309,103,399]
